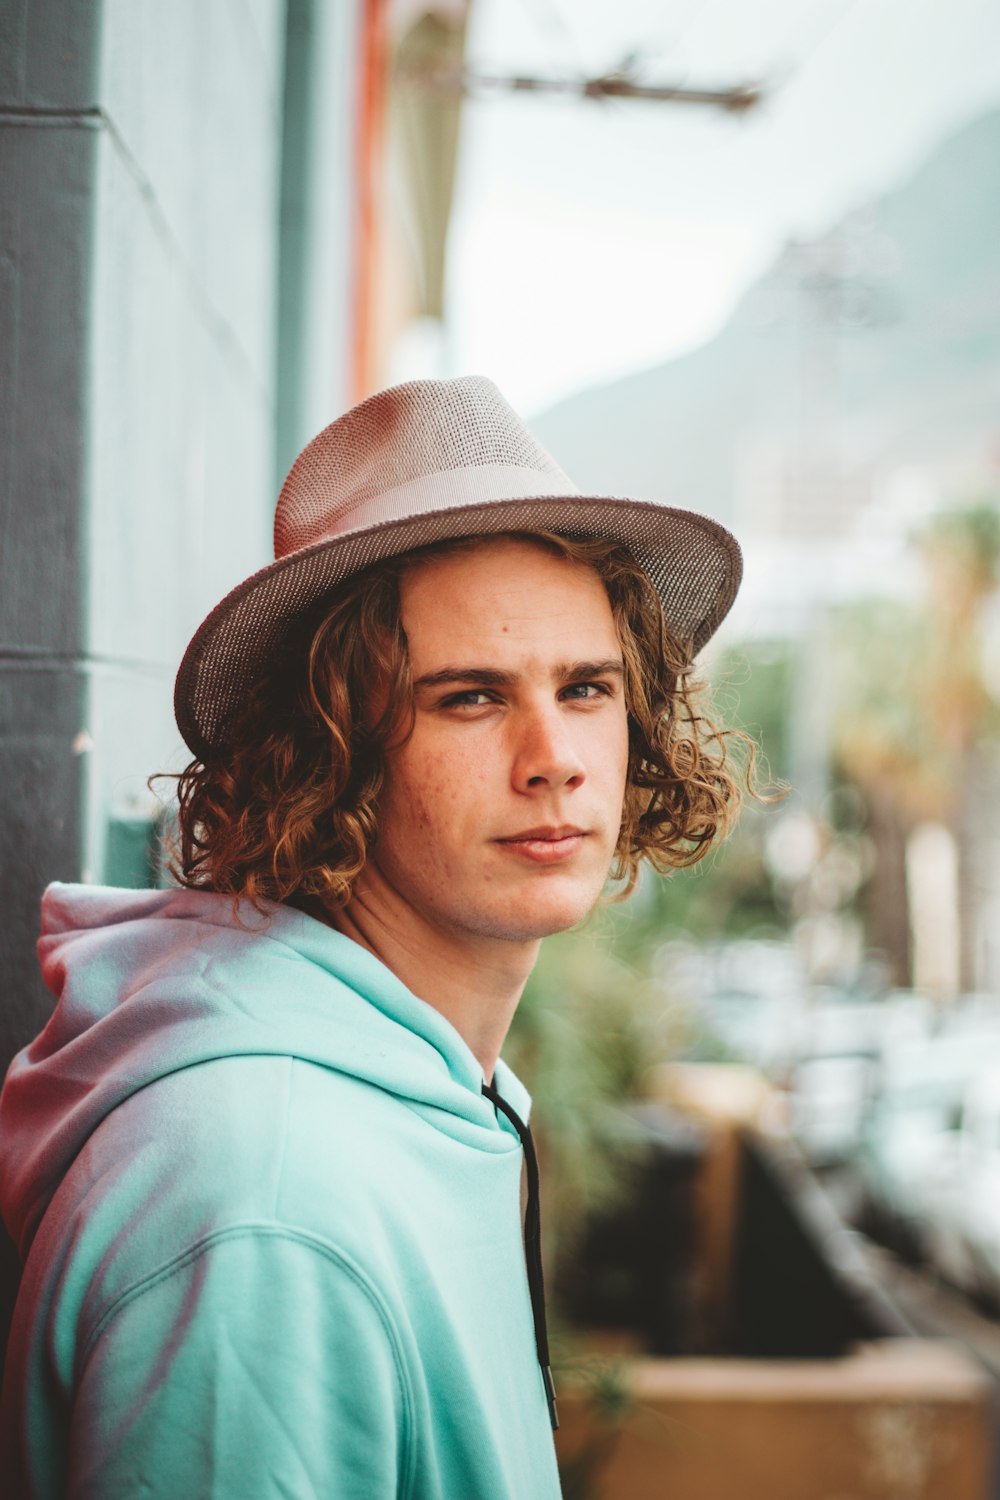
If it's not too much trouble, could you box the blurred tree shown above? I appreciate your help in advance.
[829,500,1000,985]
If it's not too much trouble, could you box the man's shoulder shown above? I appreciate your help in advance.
[102,1049,414,1202]
[69,1054,410,1250]
[41,1053,421,1330]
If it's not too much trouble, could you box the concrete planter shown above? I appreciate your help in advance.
[555,1339,994,1500]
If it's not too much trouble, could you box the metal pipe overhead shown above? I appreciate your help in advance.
[400,65,764,114]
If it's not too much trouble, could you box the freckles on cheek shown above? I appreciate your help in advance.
[416,795,434,831]
[411,755,451,831]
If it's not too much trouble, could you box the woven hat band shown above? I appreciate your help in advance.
[279,463,578,558]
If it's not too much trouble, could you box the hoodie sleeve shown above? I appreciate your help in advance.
[66,1227,412,1500]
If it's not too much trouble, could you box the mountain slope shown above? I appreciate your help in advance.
[531,107,1000,537]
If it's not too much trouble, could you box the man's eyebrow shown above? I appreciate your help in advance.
[558,658,625,681]
[412,659,625,690]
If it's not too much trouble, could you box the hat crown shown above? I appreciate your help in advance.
[274,376,573,559]
[176,374,742,763]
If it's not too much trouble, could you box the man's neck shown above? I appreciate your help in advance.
[327,866,539,1083]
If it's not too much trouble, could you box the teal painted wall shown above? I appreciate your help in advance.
[1,0,363,1348]
[0,0,361,1068]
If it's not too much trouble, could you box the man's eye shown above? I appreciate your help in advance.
[562,682,610,701]
[442,690,493,708]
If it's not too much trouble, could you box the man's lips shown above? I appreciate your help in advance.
[495,827,589,864]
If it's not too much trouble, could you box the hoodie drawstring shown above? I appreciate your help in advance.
[481,1080,558,1431]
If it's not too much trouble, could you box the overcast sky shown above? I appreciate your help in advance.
[440,0,1000,415]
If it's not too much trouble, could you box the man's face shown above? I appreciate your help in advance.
[370,538,630,947]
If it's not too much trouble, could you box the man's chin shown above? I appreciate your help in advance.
[482,890,605,944]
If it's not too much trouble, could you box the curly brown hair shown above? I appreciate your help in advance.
[167,531,755,915]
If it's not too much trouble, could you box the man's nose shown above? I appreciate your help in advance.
[510,706,586,793]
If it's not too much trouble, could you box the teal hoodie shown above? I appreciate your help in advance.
[0,883,563,1498]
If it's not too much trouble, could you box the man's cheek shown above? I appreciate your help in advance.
[414,750,468,823]
[407,777,453,846]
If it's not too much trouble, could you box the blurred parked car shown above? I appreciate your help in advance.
[786,994,923,1167]
[918,1067,1000,1305]
[790,1053,877,1166]
[858,1025,1000,1262]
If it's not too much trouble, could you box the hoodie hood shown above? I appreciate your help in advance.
[0,882,530,1259]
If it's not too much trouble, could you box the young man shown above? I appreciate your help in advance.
[0,377,746,1497]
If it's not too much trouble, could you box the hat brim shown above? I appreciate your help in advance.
[174,493,742,762]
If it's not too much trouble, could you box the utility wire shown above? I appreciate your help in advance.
[633,0,721,73]
[764,0,862,89]
[512,0,590,75]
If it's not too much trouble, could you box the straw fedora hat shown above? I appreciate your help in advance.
[175,375,742,762]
